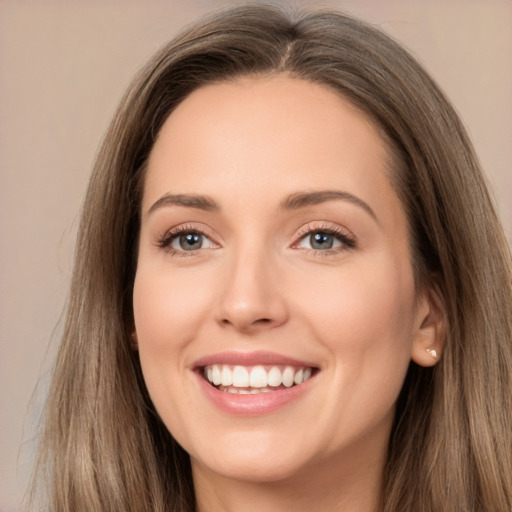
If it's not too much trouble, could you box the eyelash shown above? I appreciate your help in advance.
[155,223,356,257]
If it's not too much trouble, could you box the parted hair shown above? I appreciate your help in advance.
[33,4,512,511]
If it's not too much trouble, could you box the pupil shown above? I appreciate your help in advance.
[180,233,202,250]
[311,232,333,250]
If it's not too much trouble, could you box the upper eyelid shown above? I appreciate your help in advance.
[163,222,217,239]
[293,222,355,240]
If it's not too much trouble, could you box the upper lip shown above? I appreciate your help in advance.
[193,351,318,369]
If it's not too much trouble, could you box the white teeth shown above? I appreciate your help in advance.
[282,366,294,387]
[204,364,315,390]
[212,365,222,385]
[267,366,282,387]
[221,366,233,386]
[232,366,249,387]
[249,366,267,388]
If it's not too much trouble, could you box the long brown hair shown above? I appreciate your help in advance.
[33,4,512,511]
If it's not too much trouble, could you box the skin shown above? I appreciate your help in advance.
[133,75,443,512]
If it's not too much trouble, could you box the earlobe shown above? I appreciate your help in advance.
[410,282,446,367]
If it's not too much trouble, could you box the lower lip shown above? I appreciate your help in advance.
[195,372,314,415]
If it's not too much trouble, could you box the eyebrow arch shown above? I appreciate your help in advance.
[147,193,220,215]
[146,189,377,222]
[281,190,378,223]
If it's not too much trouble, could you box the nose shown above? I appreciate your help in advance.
[216,246,289,333]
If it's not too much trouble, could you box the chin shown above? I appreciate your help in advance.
[190,431,315,484]
[202,456,307,484]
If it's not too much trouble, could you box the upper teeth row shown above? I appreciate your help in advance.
[204,365,313,388]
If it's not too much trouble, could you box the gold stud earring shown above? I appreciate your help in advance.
[426,348,438,359]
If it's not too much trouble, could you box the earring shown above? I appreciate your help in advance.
[426,348,438,359]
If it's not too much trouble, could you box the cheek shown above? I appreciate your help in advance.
[295,260,416,436]
[296,258,416,373]
[132,264,217,437]
[132,264,215,420]
[133,263,213,352]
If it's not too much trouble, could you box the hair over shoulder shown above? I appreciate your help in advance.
[33,4,512,512]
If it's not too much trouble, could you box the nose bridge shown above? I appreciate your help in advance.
[217,235,288,331]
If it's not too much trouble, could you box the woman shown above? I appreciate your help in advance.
[34,4,512,511]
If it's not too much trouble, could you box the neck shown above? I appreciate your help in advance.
[192,443,385,512]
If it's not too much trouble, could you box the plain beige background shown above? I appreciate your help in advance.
[0,1,510,510]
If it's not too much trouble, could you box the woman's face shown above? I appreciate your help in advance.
[133,76,438,485]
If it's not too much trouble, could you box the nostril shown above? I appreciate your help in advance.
[220,317,272,328]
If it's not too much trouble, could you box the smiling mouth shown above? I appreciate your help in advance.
[201,364,316,394]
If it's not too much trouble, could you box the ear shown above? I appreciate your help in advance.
[410,281,446,367]
[130,330,139,350]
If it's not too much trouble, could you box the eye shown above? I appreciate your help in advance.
[171,232,210,251]
[299,232,341,250]
[294,225,356,254]
[156,225,218,255]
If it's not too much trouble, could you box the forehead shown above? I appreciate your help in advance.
[143,75,402,225]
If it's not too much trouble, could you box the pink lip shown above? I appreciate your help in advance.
[195,373,315,415]
[193,350,317,368]
[192,351,318,416]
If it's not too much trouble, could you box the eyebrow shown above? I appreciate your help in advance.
[147,193,219,215]
[281,190,378,223]
[147,189,377,222]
